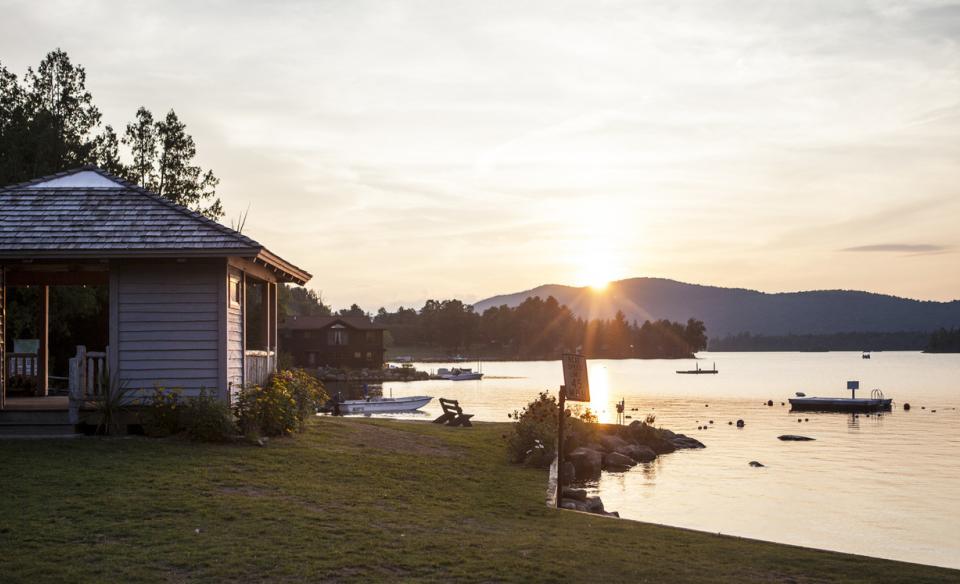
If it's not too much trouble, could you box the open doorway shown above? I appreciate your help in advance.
[4,285,108,399]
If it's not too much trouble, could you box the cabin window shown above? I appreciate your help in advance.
[229,275,241,308]
[308,352,316,366]
[354,352,361,359]
[366,352,372,361]
[245,277,268,351]
[328,329,348,346]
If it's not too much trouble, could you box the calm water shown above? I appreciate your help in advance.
[381,352,960,569]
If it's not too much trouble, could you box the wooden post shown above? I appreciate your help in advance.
[556,384,566,508]
[37,285,49,396]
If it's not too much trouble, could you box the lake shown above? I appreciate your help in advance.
[381,352,960,569]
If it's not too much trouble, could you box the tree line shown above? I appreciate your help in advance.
[926,328,960,353]
[0,49,222,219]
[320,295,706,360]
[709,331,931,352]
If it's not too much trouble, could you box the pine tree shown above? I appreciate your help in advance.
[123,106,157,188]
[93,124,125,176]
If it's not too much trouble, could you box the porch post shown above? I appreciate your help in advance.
[37,285,49,396]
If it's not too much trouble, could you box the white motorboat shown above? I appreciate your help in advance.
[338,395,433,414]
[436,367,483,381]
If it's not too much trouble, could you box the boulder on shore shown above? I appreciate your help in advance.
[562,487,587,501]
[616,443,657,463]
[599,434,630,453]
[778,435,815,441]
[567,447,603,478]
[749,461,765,467]
[603,451,637,472]
[560,461,577,485]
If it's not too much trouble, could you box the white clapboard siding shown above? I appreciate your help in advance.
[116,261,221,394]
[226,267,244,395]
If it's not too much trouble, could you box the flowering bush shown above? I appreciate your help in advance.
[269,369,328,429]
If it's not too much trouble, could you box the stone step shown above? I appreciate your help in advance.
[0,409,73,425]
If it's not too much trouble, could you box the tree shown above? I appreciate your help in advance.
[153,109,222,218]
[93,124,124,176]
[123,107,157,187]
[278,285,331,320]
[22,49,101,174]
[338,304,367,318]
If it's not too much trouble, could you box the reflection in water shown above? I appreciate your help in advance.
[383,352,960,569]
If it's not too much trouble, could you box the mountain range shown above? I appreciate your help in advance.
[472,278,960,338]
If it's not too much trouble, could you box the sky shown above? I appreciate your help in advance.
[2,0,959,309]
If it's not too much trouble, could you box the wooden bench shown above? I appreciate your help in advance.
[432,398,474,427]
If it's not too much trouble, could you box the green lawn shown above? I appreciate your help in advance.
[0,418,955,583]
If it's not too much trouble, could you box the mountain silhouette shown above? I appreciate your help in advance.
[473,278,960,337]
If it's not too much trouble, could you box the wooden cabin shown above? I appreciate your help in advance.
[279,316,385,369]
[0,166,310,432]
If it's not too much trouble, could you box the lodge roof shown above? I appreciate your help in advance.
[280,315,382,331]
[0,166,311,284]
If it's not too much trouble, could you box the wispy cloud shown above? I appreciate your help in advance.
[841,244,948,254]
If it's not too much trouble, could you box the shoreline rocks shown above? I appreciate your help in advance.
[778,435,815,441]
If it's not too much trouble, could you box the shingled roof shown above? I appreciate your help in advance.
[0,166,311,284]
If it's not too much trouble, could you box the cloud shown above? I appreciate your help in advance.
[841,244,948,254]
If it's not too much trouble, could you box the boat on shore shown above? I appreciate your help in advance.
[789,381,891,412]
[333,395,434,415]
[437,367,483,381]
[676,362,718,375]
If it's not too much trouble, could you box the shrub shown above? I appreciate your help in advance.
[270,369,328,429]
[234,381,298,438]
[180,389,236,442]
[506,391,601,468]
[141,387,182,437]
[506,391,559,466]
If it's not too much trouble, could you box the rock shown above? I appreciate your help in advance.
[671,434,705,449]
[778,435,815,441]
[603,511,620,518]
[585,496,605,513]
[767,400,774,406]
[599,434,630,453]
[615,443,655,463]
[603,451,637,472]
[567,447,603,478]
[560,498,590,512]
[736,419,745,428]
[561,487,587,501]
[749,461,765,467]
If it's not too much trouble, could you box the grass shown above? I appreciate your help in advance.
[0,418,956,583]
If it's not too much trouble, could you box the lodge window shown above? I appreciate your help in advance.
[366,352,372,361]
[328,329,348,346]
[354,352,361,359]
[229,275,241,308]
[308,352,316,366]
[365,331,377,343]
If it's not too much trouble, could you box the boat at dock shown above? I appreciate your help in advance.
[789,381,891,412]
[437,367,483,381]
[336,395,433,414]
[676,362,718,375]
[862,351,871,359]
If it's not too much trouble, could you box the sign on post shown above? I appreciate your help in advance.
[561,353,590,402]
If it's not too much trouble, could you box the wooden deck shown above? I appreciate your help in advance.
[2,396,69,411]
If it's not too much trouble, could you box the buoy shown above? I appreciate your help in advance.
[767,400,773,406]
[903,403,911,411]
[798,418,802,423]
[709,420,714,424]
[728,421,733,425]
[804,418,809,422]
[736,419,745,428]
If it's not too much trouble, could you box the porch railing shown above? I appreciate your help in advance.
[245,350,276,386]
[6,352,38,378]
[68,345,108,424]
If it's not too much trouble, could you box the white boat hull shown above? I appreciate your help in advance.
[340,396,433,414]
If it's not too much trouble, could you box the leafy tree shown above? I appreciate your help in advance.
[338,304,367,318]
[278,285,331,320]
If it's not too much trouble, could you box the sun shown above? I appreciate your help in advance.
[588,278,610,292]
